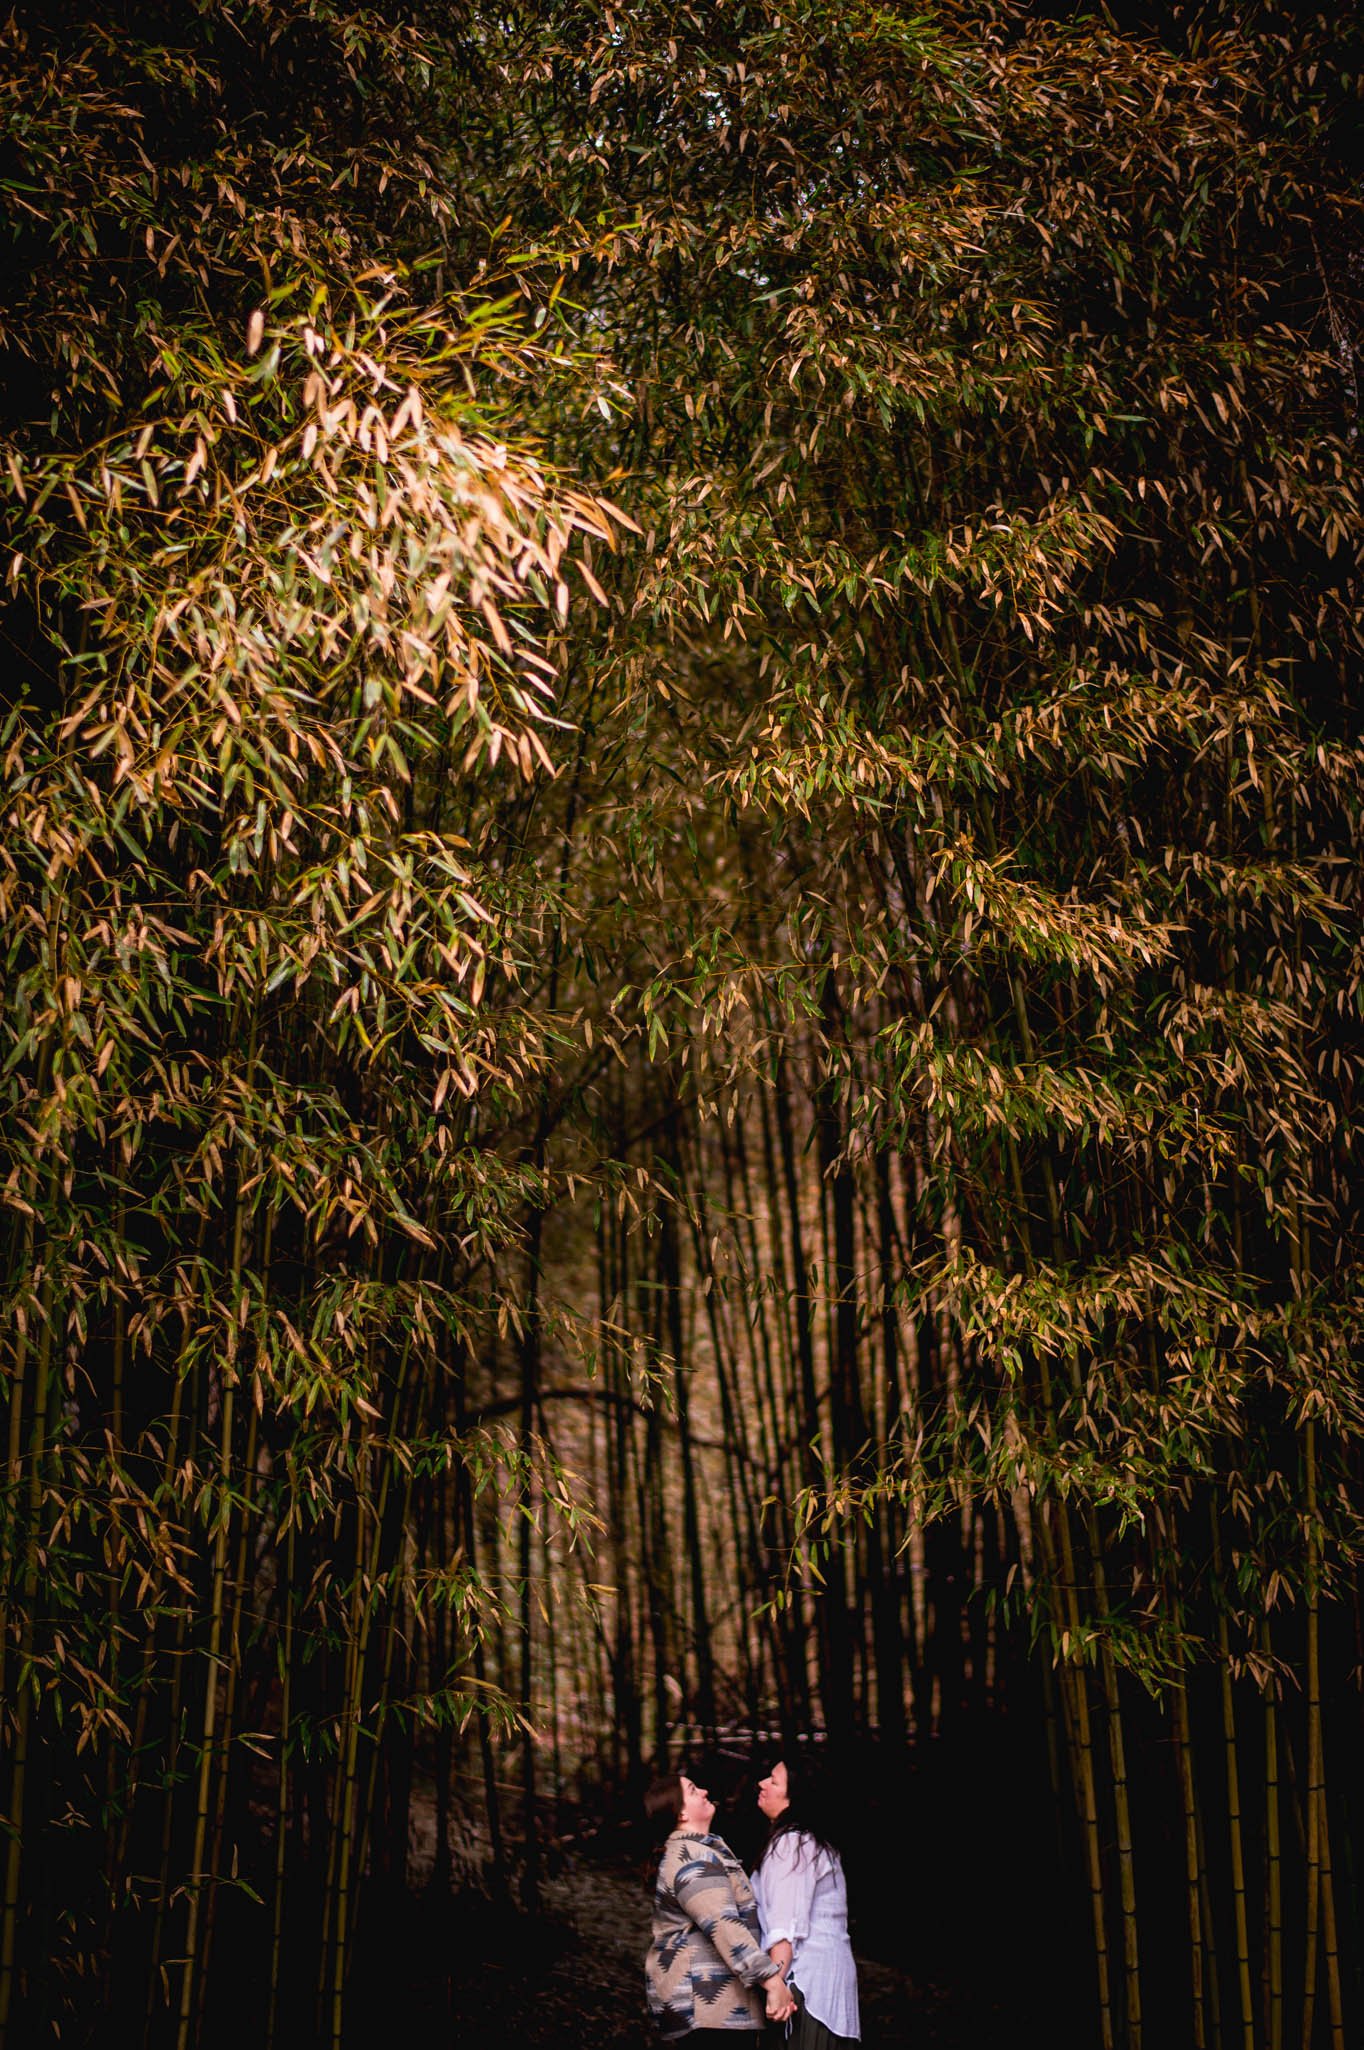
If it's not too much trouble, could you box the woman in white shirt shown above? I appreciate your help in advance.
[749,1756,860,2045]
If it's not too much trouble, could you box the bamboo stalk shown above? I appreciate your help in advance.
[872,1145,909,1745]
[330,1441,391,2050]
[1094,1579,1141,2049]
[1260,1625,1281,2050]
[196,1378,262,2038]
[175,1009,256,2050]
[1195,1777,1226,2050]
[452,1324,508,1894]
[599,1168,641,1792]
[0,999,54,1736]
[661,1109,714,1733]
[329,1612,366,2050]
[754,1070,812,1725]
[1056,1514,1116,2050]
[1301,1418,1322,2050]
[814,979,865,1740]
[144,1271,209,2032]
[316,1388,387,2050]
[998,1100,1114,2047]
[1008,965,1142,2040]
[173,1347,236,2050]
[429,1454,453,1895]
[1211,1513,1256,2050]
[1317,1779,1344,2050]
[711,1107,784,1709]
[0,1255,55,2047]
[518,1204,544,1910]
[0,1003,57,2048]
[1172,1667,1208,2050]
[0,1218,37,1731]
[265,1515,297,2050]
[355,1449,417,1920]
[682,1127,773,1712]
[99,1194,130,1966]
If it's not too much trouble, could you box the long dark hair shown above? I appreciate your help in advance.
[756,1750,843,1870]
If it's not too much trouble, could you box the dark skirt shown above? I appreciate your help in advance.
[682,2034,764,2046]
[770,1999,858,2048]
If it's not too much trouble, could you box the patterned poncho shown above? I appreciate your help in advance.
[646,1828,779,2038]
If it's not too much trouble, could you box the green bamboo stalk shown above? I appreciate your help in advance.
[175,1012,256,2050]
[113,1324,190,1885]
[544,1508,563,1813]
[754,1065,812,1724]
[1211,1513,1256,2050]
[999,1104,1114,2046]
[714,1108,788,1713]
[99,1194,130,1956]
[0,1013,57,2043]
[872,1144,909,1745]
[354,1453,417,1924]
[1091,1543,1141,2049]
[1195,1779,1225,2050]
[0,1218,37,1713]
[681,1125,772,1713]
[0,993,54,1741]
[776,1035,845,1726]
[173,1345,237,2050]
[1055,1514,1116,2050]
[455,1407,507,1894]
[144,1271,208,2032]
[265,1515,297,2050]
[814,979,866,1740]
[1301,1418,1322,2050]
[195,1379,262,2039]
[0,1255,55,2047]
[1007,968,1137,2041]
[329,1651,365,2050]
[517,1205,544,1909]
[429,1450,454,1894]
[1260,1625,1281,2050]
[661,1110,714,1734]
[1172,1668,1208,2050]
[316,1469,369,2040]
[330,1554,371,2050]
[1317,1779,1344,2050]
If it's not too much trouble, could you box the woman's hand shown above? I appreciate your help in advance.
[765,1975,797,2024]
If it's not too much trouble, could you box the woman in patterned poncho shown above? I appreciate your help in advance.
[644,1771,797,2044]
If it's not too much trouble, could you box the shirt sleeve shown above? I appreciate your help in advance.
[756,1832,819,1948]
[673,1846,778,1987]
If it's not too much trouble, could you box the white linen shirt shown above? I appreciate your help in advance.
[750,1831,860,2041]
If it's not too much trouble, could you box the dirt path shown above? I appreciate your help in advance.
[440,1853,1014,2048]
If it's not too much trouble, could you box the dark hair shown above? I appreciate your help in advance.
[643,1771,685,1845]
[756,1751,843,1871]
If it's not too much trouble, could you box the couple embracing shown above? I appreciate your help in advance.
[644,1752,860,2048]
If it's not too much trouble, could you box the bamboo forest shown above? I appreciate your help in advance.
[1,3,1361,2047]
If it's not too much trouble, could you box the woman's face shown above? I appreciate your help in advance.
[756,1760,790,1821]
[678,1774,716,1833]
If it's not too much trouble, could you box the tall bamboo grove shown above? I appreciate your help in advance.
[2,5,1362,2049]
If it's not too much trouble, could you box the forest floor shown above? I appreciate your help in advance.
[434,1851,1020,2048]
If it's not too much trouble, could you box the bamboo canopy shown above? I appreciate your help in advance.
[1,4,1361,2047]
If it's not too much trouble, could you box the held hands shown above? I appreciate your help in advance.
[765,1974,797,2025]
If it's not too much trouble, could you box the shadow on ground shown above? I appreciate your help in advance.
[343,1850,1058,2049]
